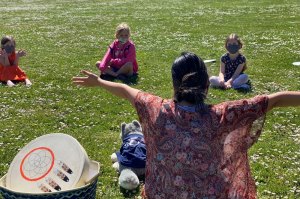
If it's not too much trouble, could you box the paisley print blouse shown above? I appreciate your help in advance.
[134,91,268,199]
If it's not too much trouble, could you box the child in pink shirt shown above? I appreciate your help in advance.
[96,23,138,79]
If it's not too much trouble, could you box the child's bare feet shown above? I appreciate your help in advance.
[7,80,15,87]
[25,79,32,86]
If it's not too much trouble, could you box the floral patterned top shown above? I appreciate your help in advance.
[134,92,268,199]
[221,53,246,81]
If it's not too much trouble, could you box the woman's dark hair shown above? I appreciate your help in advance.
[172,52,209,104]
[1,36,16,48]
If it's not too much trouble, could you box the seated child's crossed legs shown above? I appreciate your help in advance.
[116,62,133,77]
[209,76,223,88]
[96,61,133,77]
[209,74,249,88]
[232,74,248,88]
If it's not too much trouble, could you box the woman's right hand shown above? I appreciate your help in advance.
[72,70,101,87]
[72,70,140,106]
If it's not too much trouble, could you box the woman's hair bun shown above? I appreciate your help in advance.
[175,72,207,104]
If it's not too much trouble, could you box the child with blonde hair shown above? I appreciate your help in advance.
[210,33,250,90]
[96,23,138,80]
[0,36,32,87]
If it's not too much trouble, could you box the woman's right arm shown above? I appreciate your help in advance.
[267,91,300,112]
[72,70,140,106]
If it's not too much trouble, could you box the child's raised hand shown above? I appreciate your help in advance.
[0,49,8,58]
[16,50,26,57]
[72,70,101,87]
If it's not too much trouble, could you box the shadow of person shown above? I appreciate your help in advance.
[100,73,139,85]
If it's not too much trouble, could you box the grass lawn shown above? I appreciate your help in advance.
[0,0,299,198]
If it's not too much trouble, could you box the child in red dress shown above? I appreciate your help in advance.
[0,36,32,87]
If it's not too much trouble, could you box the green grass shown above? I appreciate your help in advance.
[0,0,299,198]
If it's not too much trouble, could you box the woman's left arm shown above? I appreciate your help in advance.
[267,91,300,112]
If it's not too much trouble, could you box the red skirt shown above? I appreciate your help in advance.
[0,65,28,81]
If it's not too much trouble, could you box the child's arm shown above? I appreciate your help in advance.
[98,44,113,73]
[226,63,245,84]
[218,62,226,87]
[0,49,10,66]
[72,70,140,105]
[111,44,136,67]
[267,91,300,112]
[13,50,26,66]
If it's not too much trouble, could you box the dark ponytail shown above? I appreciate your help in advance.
[172,52,209,104]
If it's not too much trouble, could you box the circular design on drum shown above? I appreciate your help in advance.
[20,147,55,181]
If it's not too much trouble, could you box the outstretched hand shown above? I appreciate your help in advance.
[16,50,26,57]
[72,70,140,105]
[72,70,101,87]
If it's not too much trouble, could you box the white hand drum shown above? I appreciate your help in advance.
[6,133,91,193]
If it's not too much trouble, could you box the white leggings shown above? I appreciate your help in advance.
[209,74,249,88]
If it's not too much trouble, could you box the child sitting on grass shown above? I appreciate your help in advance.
[0,36,32,87]
[210,33,250,90]
[96,23,138,80]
